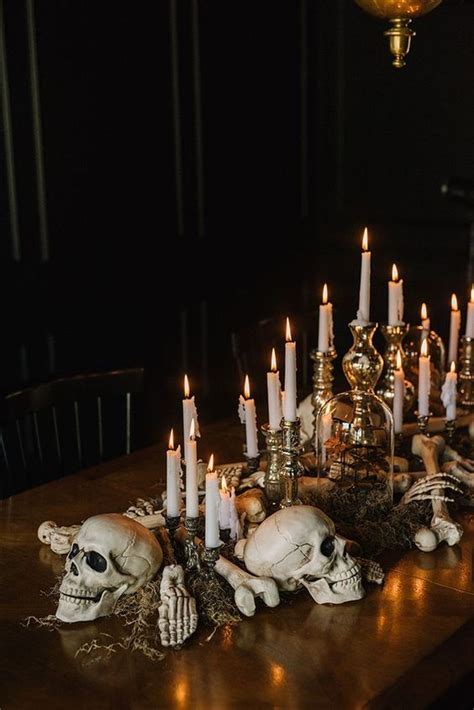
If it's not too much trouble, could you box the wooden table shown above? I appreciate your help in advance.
[1,419,474,709]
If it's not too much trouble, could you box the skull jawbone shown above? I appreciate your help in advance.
[56,583,128,623]
[301,576,365,605]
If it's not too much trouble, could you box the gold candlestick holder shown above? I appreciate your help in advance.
[278,418,303,508]
[343,323,384,393]
[184,516,201,571]
[377,324,415,413]
[459,336,474,408]
[310,348,337,442]
[262,424,282,506]
[416,413,431,437]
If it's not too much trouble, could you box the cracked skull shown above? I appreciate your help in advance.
[241,505,364,604]
[56,513,163,623]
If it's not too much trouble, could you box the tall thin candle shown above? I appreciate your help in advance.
[393,351,405,434]
[166,429,181,517]
[284,318,297,421]
[182,374,199,463]
[418,338,431,417]
[239,375,259,458]
[388,263,404,325]
[466,286,474,338]
[185,419,199,518]
[267,349,282,430]
[356,228,371,325]
[448,294,461,366]
[441,361,457,421]
[318,284,334,352]
[205,454,220,549]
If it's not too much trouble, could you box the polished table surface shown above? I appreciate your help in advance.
[1,419,474,709]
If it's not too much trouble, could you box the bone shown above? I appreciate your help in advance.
[442,446,474,472]
[214,555,280,617]
[393,473,413,495]
[158,564,198,647]
[37,521,81,555]
[411,434,463,549]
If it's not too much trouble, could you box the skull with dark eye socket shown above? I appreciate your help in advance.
[320,536,335,558]
[56,514,163,623]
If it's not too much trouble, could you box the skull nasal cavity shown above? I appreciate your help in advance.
[70,562,79,576]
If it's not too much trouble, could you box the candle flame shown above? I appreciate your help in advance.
[184,374,190,399]
[271,348,277,372]
[168,428,174,450]
[451,293,458,311]
[189,418,195,440]
[207,454,214,472]
[471,285,474,303]
[450,360,456,373]
[362,227,369,252]
[322,283,328,305]
[244,374,251,400]
[421,338,428,357]
[396,350,402,370]
[421,303,428,321]
[221,475,228,493]
[285,317,292,342]
[392,264,398,282]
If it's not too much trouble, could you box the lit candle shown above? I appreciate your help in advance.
[318,284,334,352]
[185,419,199,518]
[448,293,461,366]
[441,361,457,421]
[182,374,200,463]
[205,454,220,548]
[418,338,431,417]
[393,351,405,434]
[356,227,371,325]
[267,348,282,430]
[465,286,474,338]
[166,429,181,517]
[388,263,404,325]
[229,487,242,541]
[421,303,430,334]
[238,375,259,458]
[284,318,297,421]
[218,475,231,530]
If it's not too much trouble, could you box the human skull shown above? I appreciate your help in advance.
[56,514,163,623]
[240,506,364,604]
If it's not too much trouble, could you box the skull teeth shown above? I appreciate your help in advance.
[59,587,103,603]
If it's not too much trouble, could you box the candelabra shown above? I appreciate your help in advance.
[201,546,220,578]
[377,324,414,413]
[459,336,474,408]
[184,516,201,571]
[416,414,431,437]
[262,424,282,506]
[278,418,303,507]
[445,418,456,445]
[317,323,393,503]
[310,348,337,441]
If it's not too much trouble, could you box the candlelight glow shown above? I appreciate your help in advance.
[168,428,174,450]
[244,374,251,399]
[322,283,328,305]
[271,348,277,372]
[286,317,292,342]
[184,374,190,399]
[362,227,369,252]
[189,418,195,440]
[221,475,228,493]
[451,293,458,311]
[421,338,429,357]
[207,454,214,472]
[471,285,474,303]
[421,303,428,321]
[392,264,399,282]
[450,361,456,373]
[396,350,402,370]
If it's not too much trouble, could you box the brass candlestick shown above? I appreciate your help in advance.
[377,324,415,413]
[459,336,474,408]
[416,414,431,436]
[310,348,337,443]
[278,418,303,508]
[445,419,456,445]
[262,424,282,506]
[184,516,201,571]
[343,322,384,393]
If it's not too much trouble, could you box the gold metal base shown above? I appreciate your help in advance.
[377,324,415,413]
[310,349,337,442]
[262,424,282,506]
[384,19,415,69]
[278,418,303,508]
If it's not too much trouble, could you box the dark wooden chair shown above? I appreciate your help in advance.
[0,368,144,498]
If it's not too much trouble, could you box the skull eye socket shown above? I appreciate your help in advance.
[320,536,335,557]
[85,550,107,573]
[68,543,79,559]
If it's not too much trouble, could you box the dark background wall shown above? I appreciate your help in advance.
[0,0,473,441]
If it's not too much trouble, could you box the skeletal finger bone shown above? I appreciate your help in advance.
[214,555,280,617]
[400,473,462,505]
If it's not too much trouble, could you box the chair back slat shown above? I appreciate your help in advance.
[52,406,62,464]
[16,420,26,470]
[73,401,82,469]
[97,396,104,461]
[126,392,131,455]
[33,411,43,466]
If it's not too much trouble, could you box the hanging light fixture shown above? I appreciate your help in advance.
[354,0,443,68]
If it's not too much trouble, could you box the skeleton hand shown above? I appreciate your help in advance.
[158,565,198,647]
